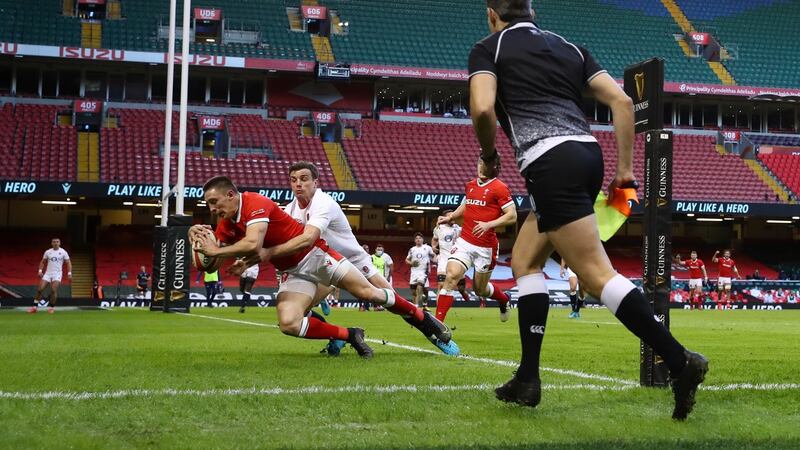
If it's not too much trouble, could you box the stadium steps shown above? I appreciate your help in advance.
[660,0,694,33]
[70,250,95,298]
[322,142,357,190]
[744,159,795,204]
[301,124,314,137]
[311,35,335,63]
[708,61,736,85]
[286,8,303,32]
[343,127,355,139]
[81,21,102,49]
[63,0,74,16]
[661,0,736,85]
[77,132,100,182]
[714,144,727,156]
[107,0,122,20]
[676,38,695,57]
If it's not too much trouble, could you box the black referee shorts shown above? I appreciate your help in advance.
[522,140,604,233]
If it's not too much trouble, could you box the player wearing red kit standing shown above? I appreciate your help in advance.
[675,251,708,309]
[712,249,740,303]
[192,176,455,357]
[435,159,517,323]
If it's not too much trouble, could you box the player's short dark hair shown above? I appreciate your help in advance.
[414,232,424,239]
[376,243,384,248]
[203,175,238,194]
[481,153,502,178]
[288,161,319,180]
[486,0,532,22]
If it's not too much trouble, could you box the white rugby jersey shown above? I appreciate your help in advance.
[407,244,435,273]
[285,190,368,262]
[433,223,461,256]
[43,248,70,274]
[242,264,260,279]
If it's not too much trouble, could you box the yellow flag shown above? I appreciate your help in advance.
[594,188,639,242]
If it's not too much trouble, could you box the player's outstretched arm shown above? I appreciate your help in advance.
[266,224,321,260]
[711,250,720,263]
[673,255,685,266]
[589,72,635,197]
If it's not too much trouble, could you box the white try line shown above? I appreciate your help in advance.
[3,382,799,401]
[179,313,638,386]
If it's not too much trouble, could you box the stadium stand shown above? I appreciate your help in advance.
[0,0,81,47]
[748,134,800,147]
[675,0,800,87]
[759,154,800,198]
[102,0,314,59]
[343,120,775,202]
[99,109,336,188]
[0,103,76,181]
[327,0,719,83]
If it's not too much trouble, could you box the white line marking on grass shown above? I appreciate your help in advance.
[574,320,621,326]
[3,382,799,401]
[180,313,637,386]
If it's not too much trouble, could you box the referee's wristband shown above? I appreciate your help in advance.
[480,148,498,162]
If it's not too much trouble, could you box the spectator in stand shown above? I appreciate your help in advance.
[787,291,798,304]
[778,269,787,280]
[749,269,764,281]
[763,290,775,304]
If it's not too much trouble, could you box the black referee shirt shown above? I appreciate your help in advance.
[468,19,607,172]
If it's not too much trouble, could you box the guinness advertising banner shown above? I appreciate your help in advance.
[150,226,168,311]
[625,58,664,134]
[641,131,673,387]
[164,215,192,313]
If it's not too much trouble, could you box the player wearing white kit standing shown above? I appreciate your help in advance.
[432,216,470,303]
[560,258,585,319]
[29,238,72,314]
[238,263,259,313]
[406,233,436,310]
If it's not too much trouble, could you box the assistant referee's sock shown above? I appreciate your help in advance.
[382,289,424,322]
[298,316,349,340]
[435,290,454,322]
[515,273,549,383]
[602,275,687,376]
[486,282,510,304]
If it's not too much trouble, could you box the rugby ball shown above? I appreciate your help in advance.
[191,231,221,272]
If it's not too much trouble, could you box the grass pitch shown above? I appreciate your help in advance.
[1,306,799,449]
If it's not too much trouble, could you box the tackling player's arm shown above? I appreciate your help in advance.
[431,231,440,255]
[263,224,321,260]
[589,71,635,198]
[198,222,268,259]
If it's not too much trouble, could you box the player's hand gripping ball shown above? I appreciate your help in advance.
[191,229,221,272]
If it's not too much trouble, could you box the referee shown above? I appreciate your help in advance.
[469,0,708,420]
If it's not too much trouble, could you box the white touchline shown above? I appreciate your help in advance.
[179,313,636,386]
[2,382,799,401]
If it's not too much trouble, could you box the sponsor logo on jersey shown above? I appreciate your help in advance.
[465,199,486,206]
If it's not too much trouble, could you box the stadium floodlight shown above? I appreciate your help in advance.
[388,208,424,214]
[417,206,441,210]
[696,218,723,222]
[686,213,695,217]
[42,200,76,205]
[136,203,161,208]
[766,220,792,224]
[123,201,134,206]
[793,216,800,220]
